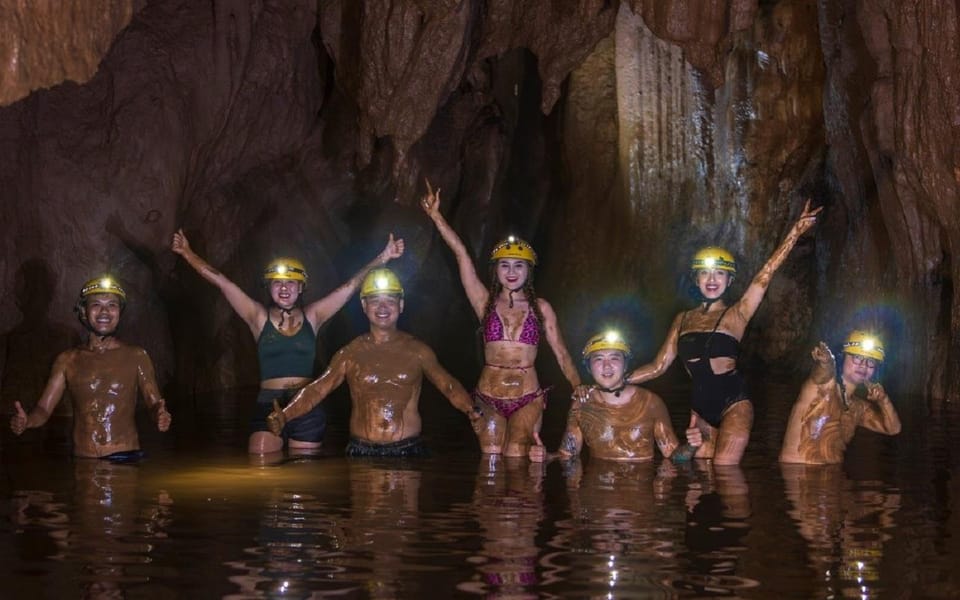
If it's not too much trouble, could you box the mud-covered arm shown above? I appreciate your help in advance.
[304,234,404,328]
[420,180,489,319]
[172,228,266,335]
[135,349,171,432]
[651,397,680,458]
[10,352,71,434]
[858,383,902,435]
[736,200,821,323]
[420,344,477,417]
[808,342,837,385]
[557,402,584,459]
[626,312,683,384]
[539,299,581,388]
[272,349,350,432]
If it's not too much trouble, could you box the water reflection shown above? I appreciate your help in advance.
[544,459,683,597]
[781,463,901,598]
[461,455,544,599]
[674,463,756,596]
[11,460,172,598]
[225,458,429,598]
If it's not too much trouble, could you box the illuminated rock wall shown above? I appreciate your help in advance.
[1,0,957,410]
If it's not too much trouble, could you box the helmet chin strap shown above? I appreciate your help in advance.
[598,379,627,398]
[275,306,294,328]
[700,295,722,312]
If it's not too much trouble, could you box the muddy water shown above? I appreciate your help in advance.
[1,383,958,598]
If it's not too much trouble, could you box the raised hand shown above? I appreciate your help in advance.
[420,178,442,220]
[865,382,888,404]
[812,341,834,364]
[379,233,405,264]
[266,400,286,436]
[10,401,27,435]
[685,413,703,448]
[171,228,191,256]
[792,199,823,237]
[156,401,172,432]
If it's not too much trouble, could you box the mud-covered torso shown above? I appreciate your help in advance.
[63,345,147,457]
[795,384,868,464]
[572,387,678,461]
[342,332,426,443]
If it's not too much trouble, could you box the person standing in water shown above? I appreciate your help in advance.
[779,331,901,464]
[420,180,581,458]
[529,330,697,463]
[626,201,821,464]
[266,268,481,457]
[9,276,171,460]
[172,229,403,454]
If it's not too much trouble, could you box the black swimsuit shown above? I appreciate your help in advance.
[676,307,748,428]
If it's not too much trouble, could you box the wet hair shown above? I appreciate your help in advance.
[482,264,545,333]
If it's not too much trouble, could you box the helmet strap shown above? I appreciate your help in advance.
[700,296,722,312]
[598,379,627,398]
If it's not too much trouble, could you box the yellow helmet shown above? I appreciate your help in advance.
[691,246,737,274]
[361,268,404,298]
[490,236,538,266]
[582,330,632,359]
[843,330,885,362]
[80,276,127,302]
[263,258,308,284]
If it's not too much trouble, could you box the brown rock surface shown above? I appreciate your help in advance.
[0,0,140,106]
[1,0,958,416]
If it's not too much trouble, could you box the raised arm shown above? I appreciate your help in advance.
[420,179,489,319]
[268,348,349,434]
[537,299,581,388]
[10,352,70,434]
[809,342,837,385]
[626,312,683,384]
[135,348,171,432]
[171,228,266,336]
[858,383,902,435]
[303,234,405,329]
[735,200,821,323]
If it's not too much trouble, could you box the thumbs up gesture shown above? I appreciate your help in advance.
[10,401,28,436]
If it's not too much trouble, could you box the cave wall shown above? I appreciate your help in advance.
[1,0,958,413]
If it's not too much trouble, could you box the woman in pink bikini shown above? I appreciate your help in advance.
[421,181,581,457]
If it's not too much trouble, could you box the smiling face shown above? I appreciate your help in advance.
[268,278,303,309]
[695,268,732,300]
[842,352,878,385]
[83,293,122,336]
[587,350,627,388]
[496,259,530,291]
[361,293,403,329]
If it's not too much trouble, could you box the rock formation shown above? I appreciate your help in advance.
[1,0,957,414]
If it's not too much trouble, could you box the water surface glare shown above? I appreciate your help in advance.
[1,385,958,598]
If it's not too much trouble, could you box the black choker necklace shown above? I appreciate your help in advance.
[598,382,627,398]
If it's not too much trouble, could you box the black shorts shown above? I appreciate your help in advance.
[344,436,429,458]
[251,388,326,443]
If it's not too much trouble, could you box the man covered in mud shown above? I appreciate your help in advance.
[530,331,698,463]
[9,276,171,460]
[779,331,901,464]
[267,268,481,457]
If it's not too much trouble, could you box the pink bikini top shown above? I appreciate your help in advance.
[483,307,540,346]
